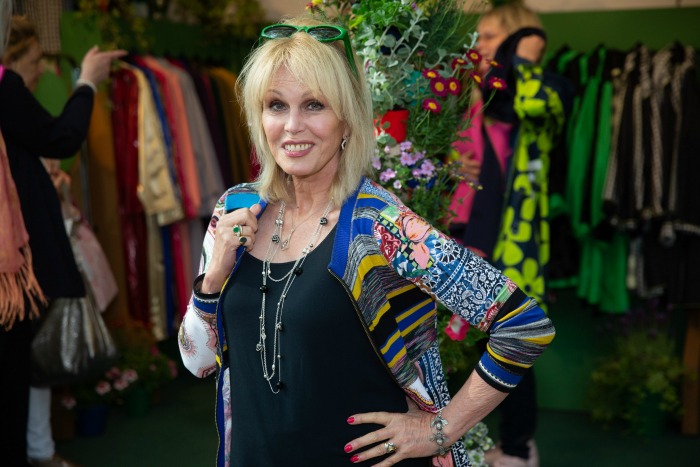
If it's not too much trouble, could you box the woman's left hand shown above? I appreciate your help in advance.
[345,398,439,466]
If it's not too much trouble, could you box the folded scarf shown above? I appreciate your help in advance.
[0,65,46,330]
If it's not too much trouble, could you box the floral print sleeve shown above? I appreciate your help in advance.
[178,191,229,378]
[373,195,555,391]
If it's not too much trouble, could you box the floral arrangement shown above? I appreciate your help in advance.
[69,375,118,408]
[115,346,179,394]
[66,346,177,409]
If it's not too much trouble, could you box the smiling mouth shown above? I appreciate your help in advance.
[284,143,312,152]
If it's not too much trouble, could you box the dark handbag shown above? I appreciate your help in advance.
[31,294,119,387]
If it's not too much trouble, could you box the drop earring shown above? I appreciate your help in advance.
[341,136,348,151]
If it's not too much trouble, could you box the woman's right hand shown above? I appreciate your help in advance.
[200,203,263,294]
[459,151,481,180]
[78,46,127,87]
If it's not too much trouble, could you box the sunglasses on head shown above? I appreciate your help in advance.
[259,24,358,78]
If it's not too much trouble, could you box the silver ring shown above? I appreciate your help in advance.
[232,224,242,237]
[384,441,397,454]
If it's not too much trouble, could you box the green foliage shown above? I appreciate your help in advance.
[117,346,178,393]
[170,0,265,39]
[588,316,686,435]
[77,0,149,50]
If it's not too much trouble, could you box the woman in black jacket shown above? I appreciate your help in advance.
[0,12,124,467]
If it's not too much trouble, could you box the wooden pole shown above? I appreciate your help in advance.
[681,309,700,435]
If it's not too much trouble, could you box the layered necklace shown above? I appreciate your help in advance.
[257,199,333,394]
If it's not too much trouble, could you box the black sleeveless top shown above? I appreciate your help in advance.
[222,227,430,467]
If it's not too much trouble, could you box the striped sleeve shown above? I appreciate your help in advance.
[475,288,555,392]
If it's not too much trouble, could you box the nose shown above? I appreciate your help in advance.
[284,108,304,134]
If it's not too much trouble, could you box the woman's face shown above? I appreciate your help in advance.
[262,66,346,184]
[476,16,508,73]
[9,39,43,92]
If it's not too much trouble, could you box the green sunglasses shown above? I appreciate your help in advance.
[259,24,358,78]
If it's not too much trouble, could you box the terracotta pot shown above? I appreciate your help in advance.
[378,109,409,143]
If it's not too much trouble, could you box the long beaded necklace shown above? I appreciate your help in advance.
[257,199,333,394]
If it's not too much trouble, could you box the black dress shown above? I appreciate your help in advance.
[223,227,431,467]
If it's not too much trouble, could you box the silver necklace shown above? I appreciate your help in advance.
[256,199,333,394]
[279,206,322,251]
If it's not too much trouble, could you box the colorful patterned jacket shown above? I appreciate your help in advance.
[178,178,555,467]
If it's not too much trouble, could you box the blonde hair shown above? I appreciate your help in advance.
[237,16,374,206]
[2,15,38,66]
[482,1,542,36]
[0,0,12,57]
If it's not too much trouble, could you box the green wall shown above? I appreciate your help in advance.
[541,7,700,52]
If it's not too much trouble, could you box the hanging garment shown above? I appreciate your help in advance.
[207,68,252,184]
[82,90,130,322]
[664,47,700,307]
[156,58,224,217]
[491,58,566,307]
[570,48,629,313]
[111,67,151,325]
[546,47,580,288]
[140,56,202,219]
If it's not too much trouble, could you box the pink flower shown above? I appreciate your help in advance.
[445,315,470,341]
[114,378,129,391]
[422,98,442,114]
[446,77,461,95]
[422,68,439,80]
[420,159,436,178]
[430,77,448,97]
[380,168,396,182]
[123,369,139,383]
[451,57,468,70]
[466,49,482,65]
[95,381,111,396]
[61,396,76,410]
[469,72,483,85]
[488,76,507,91]
[393,180,403,190]
[106,366,121,380]
[372,156,382,170]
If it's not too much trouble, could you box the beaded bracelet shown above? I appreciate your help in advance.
[430,409,449,456]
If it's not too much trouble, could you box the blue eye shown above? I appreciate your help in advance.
[268,100,286,111]
[307,100,324,111]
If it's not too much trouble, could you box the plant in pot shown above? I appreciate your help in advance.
[587,302,686,436]
[110,346,178,416]
[69,375,118,436]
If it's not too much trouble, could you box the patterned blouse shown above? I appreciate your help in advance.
[178,178,555,467]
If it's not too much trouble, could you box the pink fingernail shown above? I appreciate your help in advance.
[350,455,360,463]
[347,416,355,424]
[344,444,353,453]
